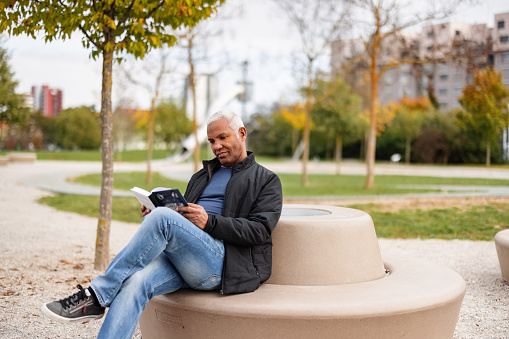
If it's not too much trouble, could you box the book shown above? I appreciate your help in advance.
[130,186,188,211]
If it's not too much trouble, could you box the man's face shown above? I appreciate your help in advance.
[207,118,247,167]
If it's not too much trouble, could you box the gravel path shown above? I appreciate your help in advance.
[0,160,508,338]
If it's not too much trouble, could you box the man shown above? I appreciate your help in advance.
[41,111,283,338]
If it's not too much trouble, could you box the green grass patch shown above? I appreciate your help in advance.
[348,202,509,241]
[70,172,509,197]
[69,171,188,192]
[38,195,509,240]
[37,171,509,240]
[35,149,172,162]
[278,174,509,197]
[39,195,143,224]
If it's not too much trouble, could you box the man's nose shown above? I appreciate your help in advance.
[212,142,222,150]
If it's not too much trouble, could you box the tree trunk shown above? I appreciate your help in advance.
[292,128,298,154]
[302,59,313,187]
[188,37,200,173]
[146,98,156,185]
[486,138,491,167]
[365,41,378,189]
[335,135,342,175]
[147,52,165,184]
[405,136,411,165]
[95,47,114,271]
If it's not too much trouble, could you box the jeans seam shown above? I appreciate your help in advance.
[194,274,222,290]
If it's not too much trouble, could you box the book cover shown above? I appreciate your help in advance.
[131,186,188,211]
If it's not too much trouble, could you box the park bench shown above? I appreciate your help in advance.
[139,204,466,339]
[495,229,509,285]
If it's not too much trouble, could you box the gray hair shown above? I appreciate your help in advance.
[207,111,244,133]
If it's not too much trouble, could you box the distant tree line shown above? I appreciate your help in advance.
[247,68,509,167]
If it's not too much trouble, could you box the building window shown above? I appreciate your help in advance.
[455,30,460,36]
[500,36,509,44]
[427,46,432,52]
[440,102,448,109]
[439,74,448,81]
[498,21,505,29]
[427,31,433,38]
[502,51,509,63]
[454,87,462,94]
[439,88,448,95]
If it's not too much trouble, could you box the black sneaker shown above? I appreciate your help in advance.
[41,284,105,323]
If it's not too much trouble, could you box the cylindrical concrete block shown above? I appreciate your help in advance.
[267,204,386,285]
[495,229,509,284]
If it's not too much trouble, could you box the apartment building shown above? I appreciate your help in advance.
[493,12,509,87]
[331,12,507,109]
[29,85,63,117]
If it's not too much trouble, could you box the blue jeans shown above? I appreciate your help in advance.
[90,208,225,339]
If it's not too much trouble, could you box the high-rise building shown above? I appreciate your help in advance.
[493,12,509,88]
[30,85,63,117]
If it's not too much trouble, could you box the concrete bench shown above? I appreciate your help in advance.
[495,229,509,284]
[0,156,8,166]
[7,153,36,163]
[139,204,466,338]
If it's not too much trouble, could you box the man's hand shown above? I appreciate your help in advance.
[141,205,151,217]
[178,203,209,230]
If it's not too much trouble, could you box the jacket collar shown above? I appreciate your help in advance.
[203,152,255,178]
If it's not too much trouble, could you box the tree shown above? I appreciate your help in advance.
[280,103,307,155]
[386,96,432,164]
[248,109,295,158]
[352,0,460,188]
[120,49,176,184]
[0,43,29,149]
[0,0,225,270]
[54,106,102,149]
[311,76,364,173]
[277,0,351,186]
[458,67,509,167]
[153,98,193,148]
[177,15,225,172]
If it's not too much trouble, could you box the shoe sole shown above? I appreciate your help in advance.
[41,303,104,323]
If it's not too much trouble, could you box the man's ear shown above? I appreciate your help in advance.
[238,127,247,141]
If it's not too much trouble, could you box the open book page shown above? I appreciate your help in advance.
[130,186,187,211]
[130,186,169,210]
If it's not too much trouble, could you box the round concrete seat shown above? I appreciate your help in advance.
[0,156,8,166]
[139,204,466,338]
[140,256,464,338]
[495,229,509,284]
[8,153,36,162]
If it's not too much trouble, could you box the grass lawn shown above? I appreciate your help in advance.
[70,172,509,197]
[348,201,508,241]
[34,149,173,162]
[38,171,509,240]
[38,194,509,241]
[278,174,509,197]
[69,172,188,192]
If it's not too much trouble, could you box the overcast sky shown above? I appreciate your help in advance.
[4,0,509,116]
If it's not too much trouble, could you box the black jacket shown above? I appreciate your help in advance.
[184,152,283,294]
